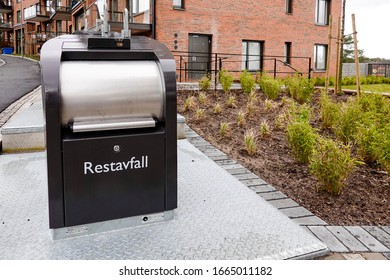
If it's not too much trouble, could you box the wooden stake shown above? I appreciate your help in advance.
[352,14,361,99]
[335,17,342,94]
[325,15,333,94]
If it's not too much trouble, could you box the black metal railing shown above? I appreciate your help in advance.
[0,19,12,29]
[28,31,70,43]
[0,0,13,9]
[173,51,312,87]
[52,5,72,13]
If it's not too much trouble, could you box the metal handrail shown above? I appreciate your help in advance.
[173,50,312,87]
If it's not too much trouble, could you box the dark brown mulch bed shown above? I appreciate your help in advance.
[177,89,390,226]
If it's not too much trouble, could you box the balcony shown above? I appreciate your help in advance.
[24,5,51,22]
[0,0,13,14]
[0,20,12,31]
[0,38,13,48]
[105,10,151,34]
[50,5,72,21]
[27,31,70,44]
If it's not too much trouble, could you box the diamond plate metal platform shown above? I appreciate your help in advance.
[0,140,328,259]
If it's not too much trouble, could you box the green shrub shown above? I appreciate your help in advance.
[372,127,390,174]
[219,69,234,93]
[284,75,315,104]
[182,96,196,112]
[219,122,229,138]
[199,74,212,91]
[342,75,390,86]
[286,121,318,163]
[260,79,281,100]
[259,120,271,137]
[333,99,363,143]
[313,77,326,87]
[319,92,340,129]
[295,103,312,123]
[244,129,257,156]
[309,138,355,195]
[240,70,256,94]
[355,124,381,164]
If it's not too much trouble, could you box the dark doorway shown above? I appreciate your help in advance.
[188,34,211,80]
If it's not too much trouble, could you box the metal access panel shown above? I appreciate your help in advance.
[62,127,165,226]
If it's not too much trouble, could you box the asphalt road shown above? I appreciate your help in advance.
[0,55,41,112]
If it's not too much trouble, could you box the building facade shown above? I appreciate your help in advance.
[1,0,342,78]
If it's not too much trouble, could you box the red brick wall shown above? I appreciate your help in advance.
[155,0,342,76]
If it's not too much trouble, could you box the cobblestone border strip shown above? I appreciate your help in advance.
[184,124,390,259]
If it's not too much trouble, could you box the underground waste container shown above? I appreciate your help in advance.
[40,33,177,234]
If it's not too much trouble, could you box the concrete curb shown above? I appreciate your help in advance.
[0,86,41,150]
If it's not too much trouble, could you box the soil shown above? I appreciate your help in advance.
[177,89,390,226]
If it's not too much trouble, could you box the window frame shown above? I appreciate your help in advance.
[17,10,21,24]
[314,44,328,71]
[286,0,293,14]
[284,42,292,64]
[315,0,330,25]
[242,40,263,72]
[173,0,185,9]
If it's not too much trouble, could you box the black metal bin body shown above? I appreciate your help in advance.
[40,34,177,229]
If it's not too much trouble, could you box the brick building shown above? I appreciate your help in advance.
[1,0,341,78]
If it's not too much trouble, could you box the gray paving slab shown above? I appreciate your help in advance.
[249,185,276,193]
[215,159,237,166]
[383,253,390,260]
[308,226,349,252]
[208,155,231,161]
[233,173,259,180]
[226,168,250,175]
[258,191,287,201]
[327,226,369,252]
[280,207,314,219]
[195,145,218,152]
[0,140,328,260]
[202,150,227,157]
[342,254,365,260]
[240,178,268,187]
[199,146,221,152]
[360,253,389,260]
[345,226,389,252]
[267,198,299,209]
[381,226,390,235]
[362,226,390,249]
[293,216,328,226]
[219,163,245,170]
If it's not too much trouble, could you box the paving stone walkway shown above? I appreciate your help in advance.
[184,125,390,260]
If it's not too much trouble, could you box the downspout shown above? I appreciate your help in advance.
[152,0,156,39]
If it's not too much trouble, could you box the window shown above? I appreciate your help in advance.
[284,42,291,64]
[314,44,327,70]
[315,0,330,25]
[286,0,293,14]
[56,20,62,33]
[173,0,184,9]
[132,0,150,14]
[17,10,21,23]
[242,40,263,71]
